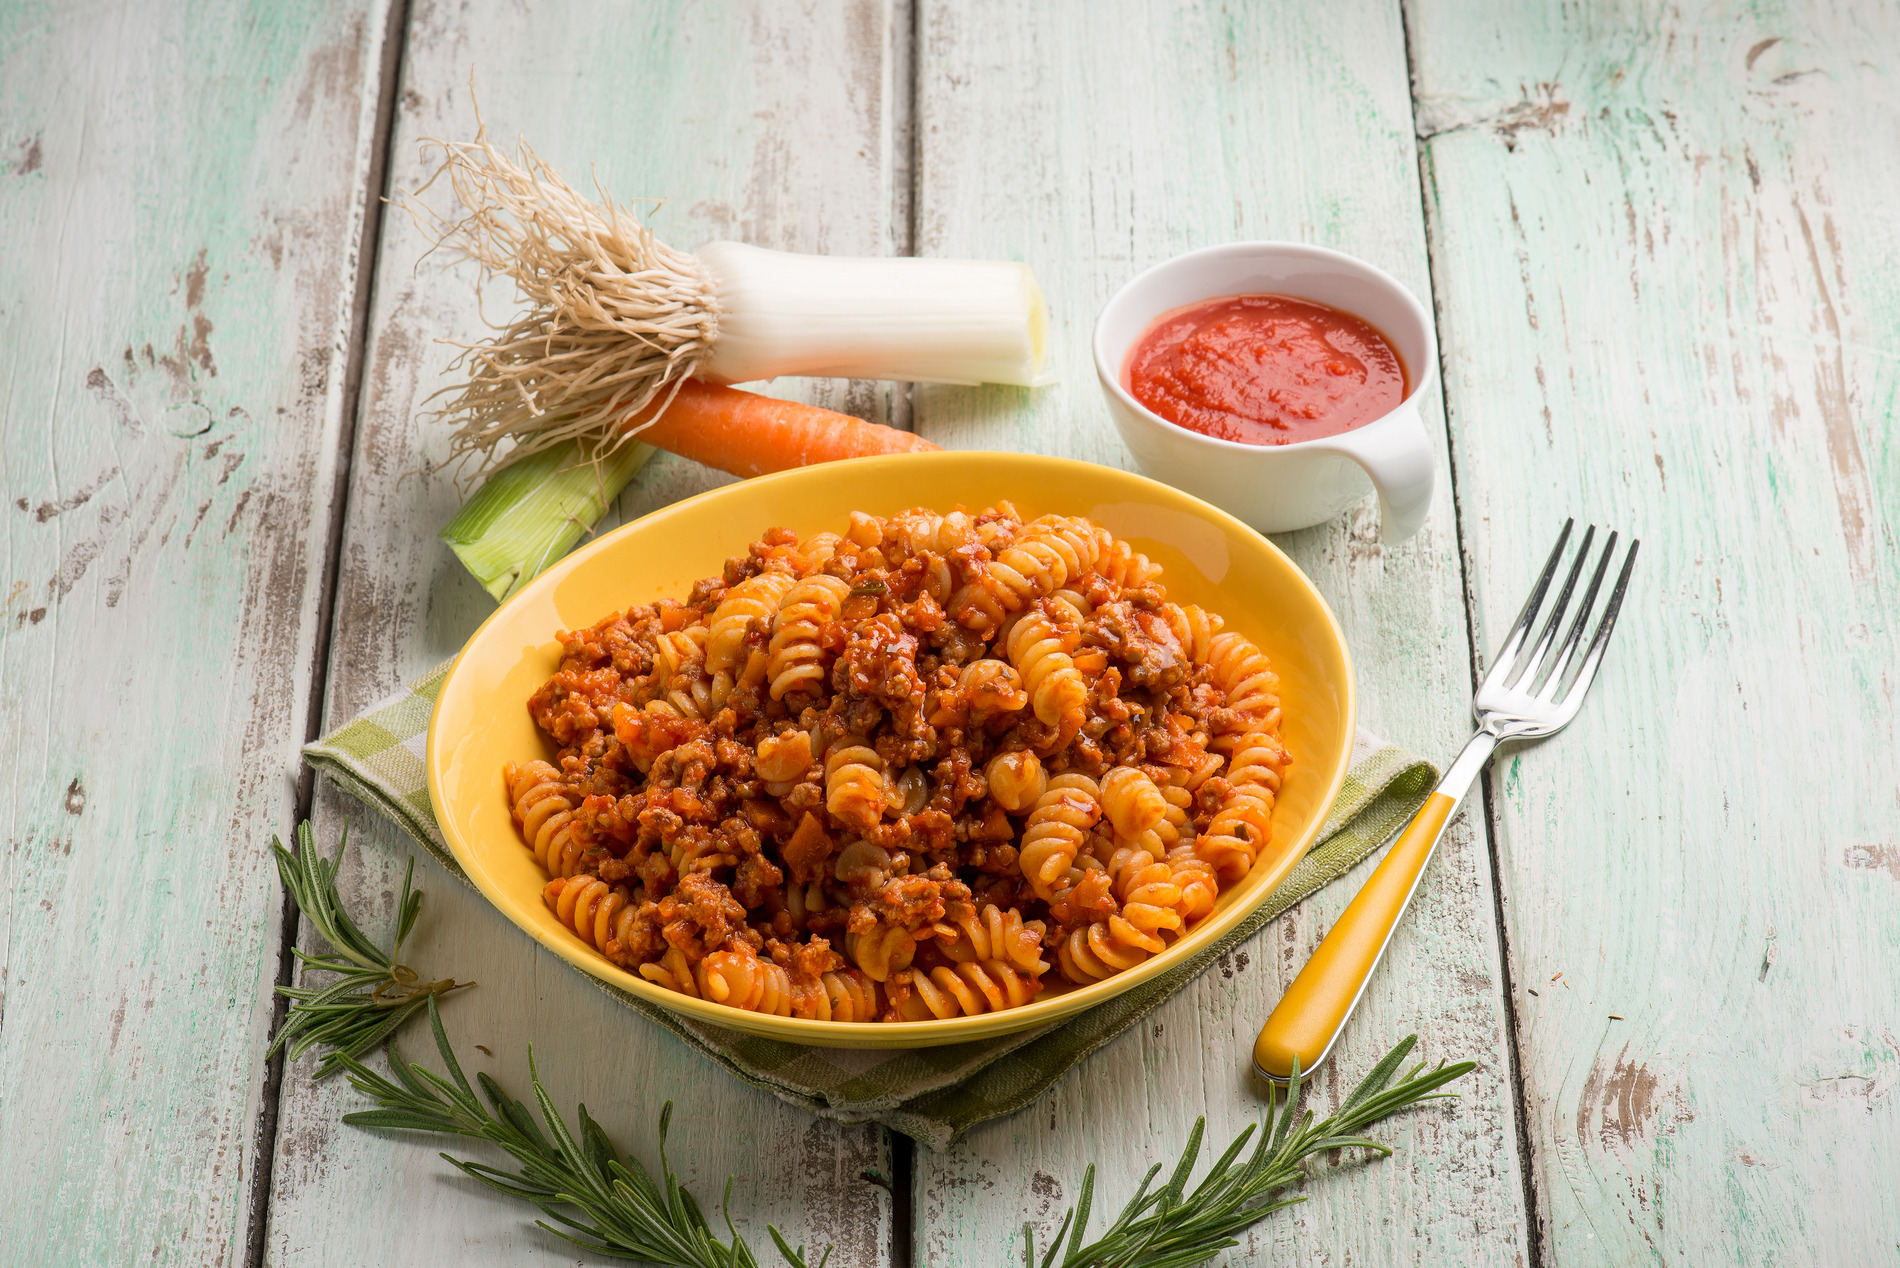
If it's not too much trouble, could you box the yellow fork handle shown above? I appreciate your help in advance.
[1254,791,1457,1081]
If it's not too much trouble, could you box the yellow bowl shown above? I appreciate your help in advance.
[427,451,1355,1048]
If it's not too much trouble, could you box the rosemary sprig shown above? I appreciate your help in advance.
[268,821,468,1077]
[334,998,826,1267]
[1022,1039,1477,1268]
[271,821,819,1265]
[270,819,1471,1266]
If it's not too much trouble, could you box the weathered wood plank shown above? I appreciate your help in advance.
[1411,0,1900,1260]
[261,3,908,1263]
[910,1,1529,1262]
[0,2,392,1263]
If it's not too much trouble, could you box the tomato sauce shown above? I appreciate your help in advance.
[1124,294,1407,444]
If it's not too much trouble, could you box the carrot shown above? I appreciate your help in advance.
[623,379,938,478]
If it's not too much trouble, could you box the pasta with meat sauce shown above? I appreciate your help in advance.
[504,504,1289,1023]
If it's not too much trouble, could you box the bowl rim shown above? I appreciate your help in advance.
[1091,240,1440,459]
[425,449,1357,1046]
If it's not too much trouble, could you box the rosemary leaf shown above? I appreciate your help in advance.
[1022,1040,1476,1268]
[329,995,817,1267]
[267,822,468,1077]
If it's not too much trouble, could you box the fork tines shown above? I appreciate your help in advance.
[1491,519,1639,704]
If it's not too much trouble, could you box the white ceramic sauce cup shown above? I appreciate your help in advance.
[1094,242,1438,542]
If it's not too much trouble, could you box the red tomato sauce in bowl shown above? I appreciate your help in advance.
[1123,294,1408,444]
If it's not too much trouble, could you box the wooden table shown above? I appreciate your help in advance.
[4,2,1895,1263]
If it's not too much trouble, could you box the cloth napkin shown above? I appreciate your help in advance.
[304,664,1437,1150]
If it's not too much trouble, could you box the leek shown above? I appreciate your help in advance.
[439,439,652,602]
[404,126,1050,472]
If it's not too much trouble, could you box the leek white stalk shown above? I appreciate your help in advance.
[694,241,1049,388]
[406,129,1051,472]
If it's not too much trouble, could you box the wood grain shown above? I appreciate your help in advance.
[260,2,908,1263]
[1411,0,1900,1261]
[0,1,392,1263]
[909,1,1530,1262]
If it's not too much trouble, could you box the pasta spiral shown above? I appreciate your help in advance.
[918,555,956,604]
[938,903,1049,974]
[783,879,832,931]
[1100,766,1168,853]
[845,510,886,547]
[888,764,929,816]
[505,760,587,878]
[1098,845,1184,945]
[706,571,798,711]
[890,508,975,558]
[668,831,737,880]
[1005,597,1088,740]
[695,945,795,1015]
[1055,916,1157,984]
[825,743,888,833]
[945,515,1092,633]
[897,962,1044,1020]
[833,838,903,889]
[1028,515,1100,574]
[1160,602,1222,664]
[959,658,1028,723]
[813,968,881,1021]
[1194,730,1287,882]
[1018,773,1101,901]
[1022,514,1162,590]
[800,530,843,571]
[846,922,920,982]
[649,624,713,717]
[1167,846,1220,923]
[975,502,1021,546]
[1086,522,1163,588]
[638,946,702,997]
[754,727,815,790]
[986,525,1083,612]
[1169,750,1224,793]
[1154,783,1194,851]
[947,578,1009,635]
[1206,631,1282,739]
[1054,836,1188,985]
[984,749,1047,813]
[542,875,639,964]
[767,574,851,700]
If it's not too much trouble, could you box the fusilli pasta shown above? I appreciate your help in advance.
[1006,597,1089,742]
[505,761,587,878]
[767,574,850,701]
[1019,773,1102,901]
[508,505,1291,1024]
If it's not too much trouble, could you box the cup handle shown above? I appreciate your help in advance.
[1330,405,1435,543]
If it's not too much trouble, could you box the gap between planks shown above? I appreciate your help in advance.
[888,5,920,1255]
[1396,0,1546,1260]
[241,2,415,1266]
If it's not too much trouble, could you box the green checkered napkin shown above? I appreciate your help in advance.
[305,664,1436,1151]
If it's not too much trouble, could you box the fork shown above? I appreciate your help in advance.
[1252,519,1639,1084]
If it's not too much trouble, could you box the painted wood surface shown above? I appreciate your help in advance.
[0,1,391,1263]
[258,3,908,1264]
[1412,0,1900,1262]
[12,1,1899,1264]
[907,2,1529,1262]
